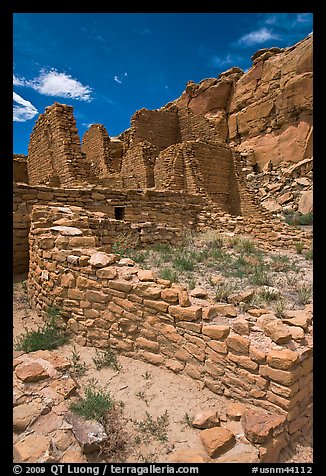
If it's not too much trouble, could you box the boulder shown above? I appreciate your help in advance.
[192,410,220,429]
[200,427,235,458]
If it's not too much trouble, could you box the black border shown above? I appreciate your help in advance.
[3,2,323,474]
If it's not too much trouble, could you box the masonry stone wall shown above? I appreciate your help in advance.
[13,154,29,184]
[177,107,225,143]
[27,204,313,461]
[130,108,181,152]
[82,124,113,177]
[120,141,158,189]
[27,103,88,187]
[154,140,238,213]
[13,182,312,276]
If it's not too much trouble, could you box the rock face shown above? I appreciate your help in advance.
[174,34,313,169]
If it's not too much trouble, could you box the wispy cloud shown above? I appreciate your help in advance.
[82,122,95,128]
[13,92,38,122]
[113,72,128,84]
[210,53,244,68]
[13,69,93,101]
[13,74,27,86]
[238,27,280,46]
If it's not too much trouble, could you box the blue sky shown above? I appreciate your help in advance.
[13,12,313,154]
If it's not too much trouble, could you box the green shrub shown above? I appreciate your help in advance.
[70,383,112,421]
[93,347,121,371]
[159,267,179,282]
[135,411,169,443]
[14,311,68,353]
[284,211,313,226]
[173,255,194,271]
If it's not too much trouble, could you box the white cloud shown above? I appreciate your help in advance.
[13,69,93,101]
[113,72,128,84]
[13,74,27,86]
[296,13,312,24]
[82,122,95,128]
[29,69,93,101]
[13,92,38,122]
[238,27,280,46]
[211,53,244,68]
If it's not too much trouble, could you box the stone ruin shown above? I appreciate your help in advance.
[13,34,313,463]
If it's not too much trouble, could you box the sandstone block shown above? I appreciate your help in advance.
[226,402,246,421]
[214,303,238,317]
[65,411,108,453]
[185,363,202,380]
[96,267,118,279]
[241,407,286,444]
[178,290,191,307]
[216,442,259,463]
[202,324,230,340]
[15,363,49,383]
[135,337,160,353]
[13,403,43,432]
[259,364,302,385]
[144,299,169,312]
[13,434,51,462]
[190,287,208,298]
[226,335,250,354]
[200,427,235,458]
[192,410,220,429]
[89,252,118,267]
[138,350,164,365]
[85,290,109,303]
[108,280,132,293]
[138,269,156,281]
[263,321,292,344]
[161,288,179,303]
[165,359,184,372]
[169,305,202,321]
[70,236,96,248]
[228,289,254,305]
[266,348,299,370]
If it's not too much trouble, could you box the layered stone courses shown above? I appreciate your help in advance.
[26,205,312,463]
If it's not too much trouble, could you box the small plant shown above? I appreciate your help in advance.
[21,280,27,292]
[258,286,279,303]
[180,412,193,427]
[304,246,313,260]
[275,298,286,318]
[173,255,194,272]
[159,267,178,283]
[284,211,313,226]
[142,371,152,380]
[135,410,169,443]
[295,242,304,254]
[270,254,292,273]
[93,347,121,371]
[70,382,112,422]
[214,282,235,302]
[69,346,88,377]
[14,311,68,353]
[296,283,312,305]
[135,391,149,406]
[250,264,271,285]
[111,231,138,256]
[186,276,197,290]
[131,250,149,264]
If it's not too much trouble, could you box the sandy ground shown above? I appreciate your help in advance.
[13,277,313,463]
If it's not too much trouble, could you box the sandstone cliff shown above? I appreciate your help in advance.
[173,33,313,168]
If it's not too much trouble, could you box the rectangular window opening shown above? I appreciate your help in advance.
[114,206,125,220]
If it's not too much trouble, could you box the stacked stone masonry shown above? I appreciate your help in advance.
[13,183,311,275]
[27,205,313,462]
